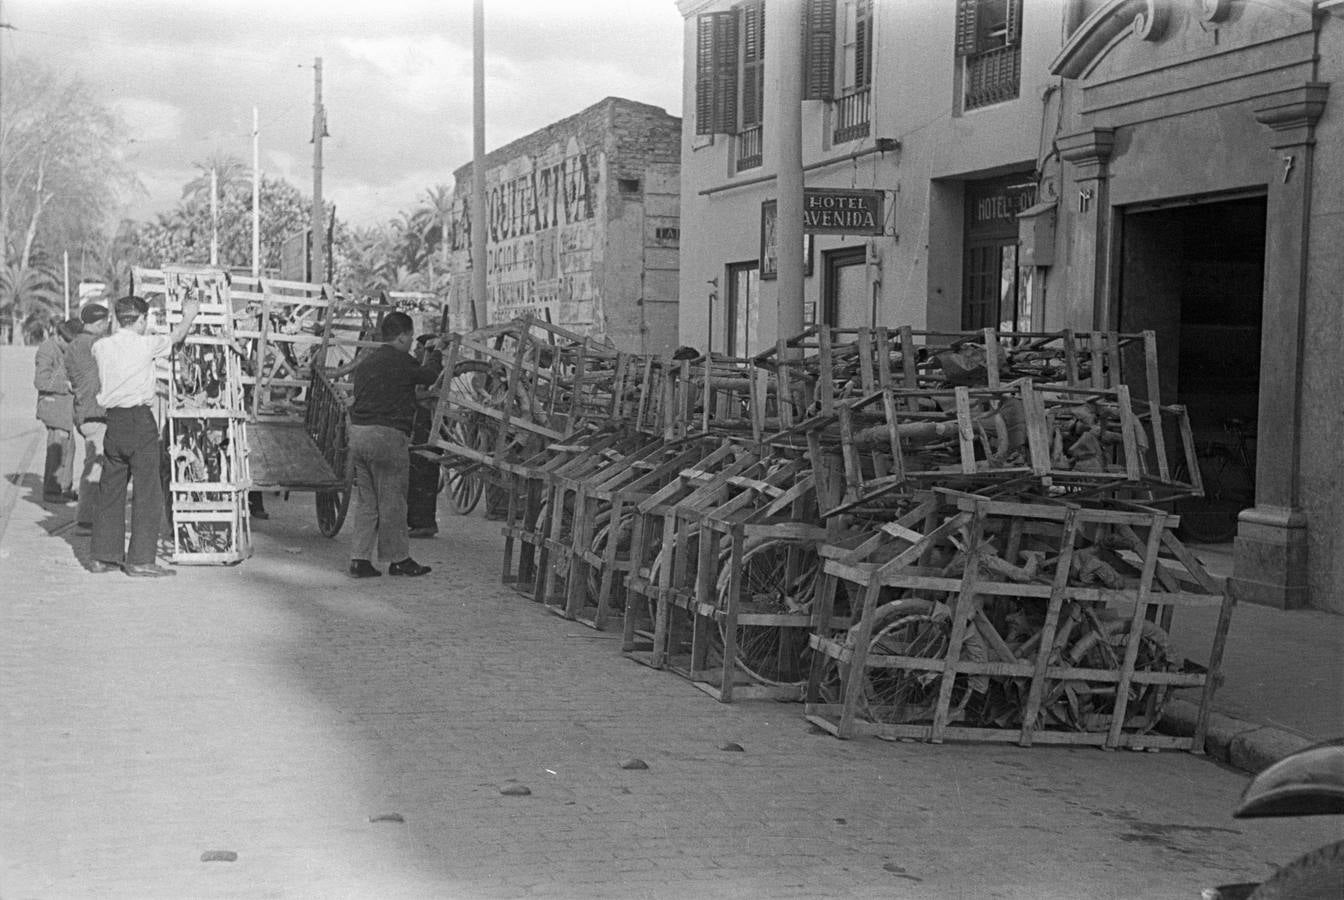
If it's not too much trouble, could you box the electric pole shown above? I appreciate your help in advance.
[471,0,488,330]
[311,57,326,284]
[252,106,260,278]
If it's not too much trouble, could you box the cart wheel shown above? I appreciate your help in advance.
[442,466,484,515]
[316,487,350,538]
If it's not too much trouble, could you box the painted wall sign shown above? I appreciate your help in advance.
[449,138,603,327]
[966,178,1037,238]
[802,189,885,235]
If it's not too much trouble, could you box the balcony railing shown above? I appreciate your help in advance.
[832,87,871,144]
[735,126,762,172]
[964,44,1021,111]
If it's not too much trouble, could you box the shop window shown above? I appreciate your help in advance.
[955,0,1022,112]
[696,2,766,172]
[803,0,873,144]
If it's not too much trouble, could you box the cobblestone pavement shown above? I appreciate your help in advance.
[1,346,1340,899]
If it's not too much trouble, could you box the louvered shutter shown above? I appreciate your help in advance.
[740,1,765,127]
[803,0,836,101]
[954,0,979,57]
[855,0,872,89]
[696,12,739,135]
[1005,0,1022,47]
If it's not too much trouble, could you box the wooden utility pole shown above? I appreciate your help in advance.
[311,57,326,284]
[210,167,219,266]
[252,106,260,278]
[771,0,805,357]
[471,0,488,330]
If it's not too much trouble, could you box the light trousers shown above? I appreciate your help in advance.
[348,423,410,565]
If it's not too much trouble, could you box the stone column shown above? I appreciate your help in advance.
[1056,128,1115,329]
[1231,83,1329,609]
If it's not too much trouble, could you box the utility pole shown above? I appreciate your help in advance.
[252,106,260,278]
[63,250,70,317]
[770,0,805,357]
[210,167,219,266]
[311,57,326,285]
[471,0,488,330]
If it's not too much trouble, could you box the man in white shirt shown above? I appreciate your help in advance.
[89,294,200,577]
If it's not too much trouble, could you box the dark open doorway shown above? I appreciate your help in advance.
[1118,194,1266,541]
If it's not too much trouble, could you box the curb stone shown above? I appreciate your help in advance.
[1159,698,1314,774]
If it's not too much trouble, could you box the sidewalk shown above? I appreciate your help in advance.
[1163,543,1344,771]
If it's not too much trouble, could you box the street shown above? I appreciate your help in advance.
[1,347,1340,900]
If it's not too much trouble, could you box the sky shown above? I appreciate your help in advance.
[3,0,686,228]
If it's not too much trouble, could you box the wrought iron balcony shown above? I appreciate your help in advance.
[735,126,762,172]
[832,87,871,144]
[964,44,1021,111]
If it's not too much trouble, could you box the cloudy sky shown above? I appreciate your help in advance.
[4,0,685,227]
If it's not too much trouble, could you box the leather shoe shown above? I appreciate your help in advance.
[388,558,431,577]
[249,508,270,520]
[125,563,176,578]
[348,559,382,578]
[74,522,93,536]
[408,526,437,539]
[88,559,120,574]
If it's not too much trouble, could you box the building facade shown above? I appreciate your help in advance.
[676,0,1341,612]
[446,97,682,355]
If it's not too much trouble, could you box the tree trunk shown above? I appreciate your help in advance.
[20,155,48,270]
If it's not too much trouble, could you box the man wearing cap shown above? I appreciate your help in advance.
[65,303,111,533]
[34,318,82,503]
[89,295,200,577]
[345,311,437,578]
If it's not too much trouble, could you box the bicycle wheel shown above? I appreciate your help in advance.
[585,508,633,613]
[853,598,971,725]
[1045,618,1173,732]
[713,539,820,686]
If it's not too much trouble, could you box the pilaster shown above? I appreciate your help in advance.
[1056,128,1116,329]
[1229,82,1329,609]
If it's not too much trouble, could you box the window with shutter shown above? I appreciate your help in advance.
[695,12,739,135]
[831,0,872,144]
[738,1,765,129]
[955,0,980,57]
[803,0,836,101]
[958,0,1022,111]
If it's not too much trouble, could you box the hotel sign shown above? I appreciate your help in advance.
[802,189,885,236]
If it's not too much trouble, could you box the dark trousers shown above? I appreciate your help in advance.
[92,406,164,566]
[43,426,74,497]
[406,405,438,529]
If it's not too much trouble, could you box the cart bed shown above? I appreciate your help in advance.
[249,420,341,490]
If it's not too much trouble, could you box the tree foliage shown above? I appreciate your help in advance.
[0,57,140,271]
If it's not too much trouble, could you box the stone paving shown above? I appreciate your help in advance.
[1,345,1340,899]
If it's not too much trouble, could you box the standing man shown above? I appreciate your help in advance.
[89,295,200,577]
[346,312,438,578]
[65,303,111,534]
[34,319,81,503]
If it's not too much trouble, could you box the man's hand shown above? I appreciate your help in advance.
[170,296,204,345]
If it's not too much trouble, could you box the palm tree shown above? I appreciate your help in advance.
[181,152,250,206]
[0,263,61,343]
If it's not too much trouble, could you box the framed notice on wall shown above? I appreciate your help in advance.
[760,200,814,280]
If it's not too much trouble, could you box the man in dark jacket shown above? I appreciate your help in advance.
[346,312,439,578]
[34,319,81,502]
[65,303,111,532]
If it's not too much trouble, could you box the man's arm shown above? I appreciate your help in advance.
[169,297,202,345]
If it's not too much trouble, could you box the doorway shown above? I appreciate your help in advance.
[1118,194,1266,540]
[822,246,869,328]
[726,261,760,356]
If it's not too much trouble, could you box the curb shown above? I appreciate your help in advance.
[1159,698,1314,774]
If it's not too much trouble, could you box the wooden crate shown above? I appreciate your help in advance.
[803,489,1232,751]
[621,442,761,669]
[155,267,252,565]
